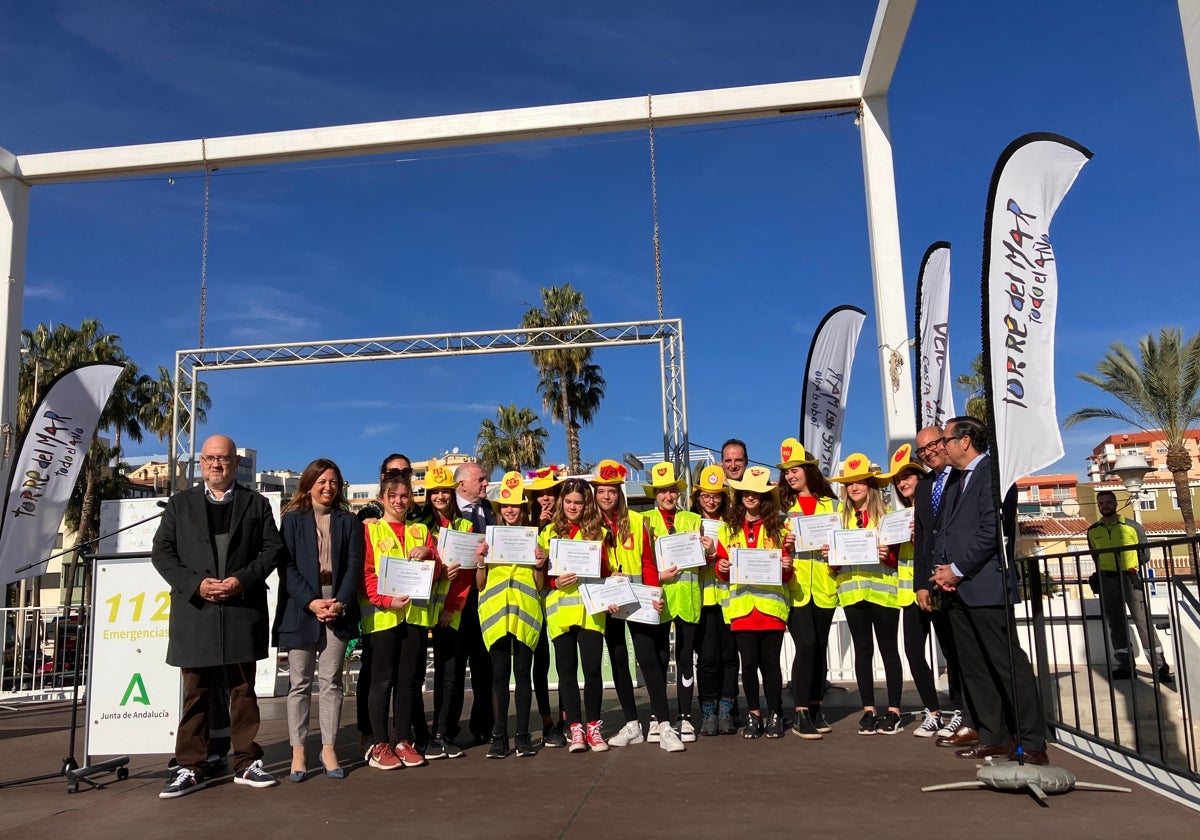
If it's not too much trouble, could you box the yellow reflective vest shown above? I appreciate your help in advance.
[718,521,790,625]
[538,525,608,640]
[1087,517,1145,572]
[605,510,646,584]
[645,509,703,624]
[430,516,473,631]
[786,496,839,609]
[834,510,898,608]
[361,520,440,631]
[479,562,543,651]
[698,516,729,609]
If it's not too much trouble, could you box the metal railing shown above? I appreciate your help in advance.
[1,604,90,699]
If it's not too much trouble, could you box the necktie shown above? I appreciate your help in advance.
[931,472,947,514]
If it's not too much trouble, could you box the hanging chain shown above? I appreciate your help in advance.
[199,138,210,348]
[648,94,664,320]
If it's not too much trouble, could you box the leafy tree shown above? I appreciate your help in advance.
[521,284,605,473]
[1064,328,1200,537]
[139,365,212,445]
[956,352,988,422]
[476,403,549,476]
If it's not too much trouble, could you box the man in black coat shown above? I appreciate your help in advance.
[152,434,284,798]
[930,416,1048,765]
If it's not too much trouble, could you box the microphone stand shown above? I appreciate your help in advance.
[0,507,164,793]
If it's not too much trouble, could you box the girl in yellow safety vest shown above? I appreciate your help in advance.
[714,466,795,739]
[883,445,944,738]
[525,467,565,748]
[827,453,905,736]
[360,471,445,770]
[776,438,840,740]
[475,472,546,759]
[690,465,739,736]
[539,478,615,753]
[643,461,705,743]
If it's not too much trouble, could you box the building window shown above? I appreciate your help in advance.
[1139,495,1157,512]
[1156,445,1168,454]
[1051,487,1071,500]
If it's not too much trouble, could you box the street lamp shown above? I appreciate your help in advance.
[1107,453,1154,523]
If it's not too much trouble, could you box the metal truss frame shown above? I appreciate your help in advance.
[172,318,689,485]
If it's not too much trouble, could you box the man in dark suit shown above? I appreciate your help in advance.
[930,416,1048,765]
[450,461,495,744]
[152,434,284,798]
[911,425,974,747]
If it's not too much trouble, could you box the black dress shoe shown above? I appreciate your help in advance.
[955,743,1012,760]
[1008,748,1049,765]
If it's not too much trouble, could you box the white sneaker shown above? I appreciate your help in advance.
[914,708,941,738]
[936,709,963,739]
[233,759,278,788]
[647,716,661,742]
[677,716,697,743]
[608,719,644,747]
[658,723,686,753]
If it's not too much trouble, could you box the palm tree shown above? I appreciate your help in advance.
[1063,328,1200,537]
[475,403,550,476]
[521,284,604,473]
[536,362,606,465]
[139,365,212,445]
[956,352,988,422]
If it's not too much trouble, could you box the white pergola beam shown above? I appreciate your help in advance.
[860,0,917,99]
[1180,0,1200,145]
[10,77,861,185]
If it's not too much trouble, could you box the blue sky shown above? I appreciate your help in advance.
[4,1,1199,484]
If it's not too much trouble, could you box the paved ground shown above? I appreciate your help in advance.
[1,686,1195,840]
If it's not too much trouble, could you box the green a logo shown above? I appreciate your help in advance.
[120,673,150,706]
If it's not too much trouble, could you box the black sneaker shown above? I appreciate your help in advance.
[424,737,448,760]
[742,715,764,739]
[857,711,878,736]
[233,759,278,788]
[764,713,784,739]
[1158,665,1175,683]
[515,733,536,757]
[487,736,511,759]
[160,767,205,799]
[791,709,823,740]
[701,713,719,737]
[543,722,567,749]
[876,711,903,735]
[811,708,832,733]
[717,699,737,735]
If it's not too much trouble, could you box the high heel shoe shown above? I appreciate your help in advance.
[289,768,307,782]
[321,749,344,779]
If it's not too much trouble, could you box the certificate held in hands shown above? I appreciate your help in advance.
[549,539,603,579]
[876,508,914,545]
[437,528,486,569]
[829,529,880,566]
[581,576,639,615]
[792,512,840,552]
[730,548,783,586]
[485,525,539,565]
[612,584,664,625]
[378,556,436,600]
[654,530,707,571]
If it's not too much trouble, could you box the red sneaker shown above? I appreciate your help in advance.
[368,742,401,770]
[586,721,609,752]
[568,723,587,753]
[394,740,427,767]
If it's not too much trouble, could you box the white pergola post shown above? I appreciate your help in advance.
[1,149,30,470]
[858,0,918,453]
[1180,0,1200,145]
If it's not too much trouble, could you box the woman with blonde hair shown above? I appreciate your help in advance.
[690,465,738,736]
[279,458,362,780]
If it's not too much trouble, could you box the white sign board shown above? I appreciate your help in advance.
[87,555,180,756]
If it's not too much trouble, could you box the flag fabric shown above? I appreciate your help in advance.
[913,241,955,429]
[0,362,125,583]
[800,305,866,477]
[982,133,1092,497]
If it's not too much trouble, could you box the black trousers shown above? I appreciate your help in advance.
[367,623,427,746]
[843,601,904,710]
[901,604,941,711]
[673,618,699,717]
[696,605,739,705]
[605,617,638,723]
[946,597,1045,750]
[735,629,784,717]
[448,588,494,739]
[430,624,458,736]
[553,627,604,725]
[631,621,672,722]
[787,602,835,709]
[533,625,553,717]
[490,635,535,738]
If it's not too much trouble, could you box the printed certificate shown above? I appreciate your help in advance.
[792,512,840,552]
[581,576,639,614]
[437,528,486,569]
[700,519,721,542]
[378,556,436,600]
[612,584,664,625]
[730,548,783,586]
[549,538,603,578]
[654,530,707,571]
[484,525,539,565]
[877,508,914,545]
[829,529,880,566]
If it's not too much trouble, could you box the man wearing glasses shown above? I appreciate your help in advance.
[911,426,973,747]
[153,434,284,798]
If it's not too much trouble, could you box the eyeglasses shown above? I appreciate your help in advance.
[915,439,945,458]
[200,455,234,465]
[382,467,413,480]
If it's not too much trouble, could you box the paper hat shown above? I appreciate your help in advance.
[491,470,528,510]
[882,443,929,480]
[777,437,816,469]
[726,465,777,495]
[642,461,687,495]
[694,465,727,494]
[591,459,628,486]
[829,452,889,488]
[424,462,456,491]
[525,466,562,492]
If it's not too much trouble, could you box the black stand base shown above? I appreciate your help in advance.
[0,754,130,794]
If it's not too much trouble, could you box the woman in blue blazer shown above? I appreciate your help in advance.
[278,458,363,780]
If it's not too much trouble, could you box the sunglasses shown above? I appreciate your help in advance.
[382,467,413,480]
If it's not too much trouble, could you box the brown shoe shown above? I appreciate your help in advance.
[955,743,1011,760]
[1008,749,1049,766]
[936,726,979,748]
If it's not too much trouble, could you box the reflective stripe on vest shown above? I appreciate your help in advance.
[479,564,543,650]
[606,510,645,579]
[833,511,898,609]
[717,522,789,623]
[539,527,607,639]
[787,496,839,609]
[646,509,703,623]
[895,540,915,607]
[361,520,440,630]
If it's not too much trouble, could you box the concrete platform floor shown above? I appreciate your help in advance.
[1,687,1195,840]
